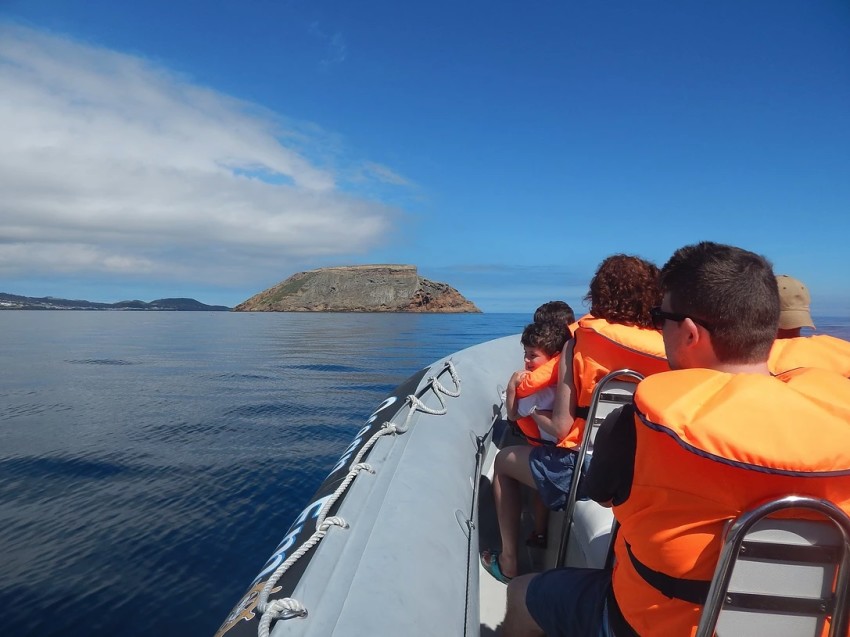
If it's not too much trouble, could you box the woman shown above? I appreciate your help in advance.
[482,254,667,583]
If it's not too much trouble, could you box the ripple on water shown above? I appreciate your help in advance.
[65,359,138,366]
[280,363,365,373]
[0,451,147,483]
[1,401,74,421]
[204,372,275,381]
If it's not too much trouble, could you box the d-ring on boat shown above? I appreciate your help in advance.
[214,335,850,637]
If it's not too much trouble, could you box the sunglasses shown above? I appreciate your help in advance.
[650,306,714,332]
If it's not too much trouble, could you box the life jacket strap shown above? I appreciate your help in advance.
[522,432,557,446]
[625,541,710,605]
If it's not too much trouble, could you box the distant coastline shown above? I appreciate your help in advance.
[0,293,231,311]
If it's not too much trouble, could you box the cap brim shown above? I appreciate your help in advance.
[778,309,815,330]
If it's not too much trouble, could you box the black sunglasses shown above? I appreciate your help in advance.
[650,306,714,332]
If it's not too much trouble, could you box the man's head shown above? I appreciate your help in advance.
[776,274,815,339]
[521,321,568,371]
[657,242,779,368]
[533,301,576,328]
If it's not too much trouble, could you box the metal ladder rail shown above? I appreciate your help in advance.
[555,368,644,567]
[695,495,850,637]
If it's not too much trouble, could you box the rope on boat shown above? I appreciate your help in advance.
[255,360,461,637]
[393,362,461,431]
[258,598,308,636]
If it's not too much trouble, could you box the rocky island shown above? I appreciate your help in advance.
[234,265,480,313]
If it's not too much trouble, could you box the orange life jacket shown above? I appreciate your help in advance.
[611,367,850,637]
[516,314,590,398]
[513,321,578,446]
[516,354,559,398]
[769,334,850,377]
[514,319,578,398]
[514,354,560,445]
[567,316,668,448]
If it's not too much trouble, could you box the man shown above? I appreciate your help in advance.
[769,274,850,377]
[504,242,850,636]
[775,274,815,339]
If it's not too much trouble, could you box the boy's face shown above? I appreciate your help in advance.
[523,346,551,371]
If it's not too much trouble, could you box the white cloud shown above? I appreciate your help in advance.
[0,23,404,287]
[308,21,347,67]
[359,162,413,187]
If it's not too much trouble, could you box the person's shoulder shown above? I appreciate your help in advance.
[635,369,738,415]
[813,334,850,350]
[636,368,717,392]
[575,317,666,358]
[778,333,850,350]
[779,365,850,390]
[771,334,850,376]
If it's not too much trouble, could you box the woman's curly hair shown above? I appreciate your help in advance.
[583,254,661,328]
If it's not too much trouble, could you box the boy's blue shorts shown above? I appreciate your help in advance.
[528,445,587,510]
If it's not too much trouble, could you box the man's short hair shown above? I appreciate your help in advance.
[533,301,576,328]
[660,241,779,363]
[521,321,569,357]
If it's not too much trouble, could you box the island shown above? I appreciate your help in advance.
[0,293,231,311]
[234,265,480,313]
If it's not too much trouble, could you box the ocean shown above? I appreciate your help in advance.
[0,311,528,637]
[1,311,848,637]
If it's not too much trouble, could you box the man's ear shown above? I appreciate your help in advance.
[681,317,702,347]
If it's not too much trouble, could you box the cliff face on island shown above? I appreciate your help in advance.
[234,265,481,313]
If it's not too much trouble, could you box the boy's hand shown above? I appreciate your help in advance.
[508,370,528,389]
[505,370,528,421]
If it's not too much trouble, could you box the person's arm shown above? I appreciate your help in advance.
[585,404,637,507]
[541,339,577,441]
[528,407,553,434]
[505,370,526,421]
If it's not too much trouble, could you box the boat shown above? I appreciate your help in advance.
[213,334,850,637]
[213,333,626,637]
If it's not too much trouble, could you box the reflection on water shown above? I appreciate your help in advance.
[0,311,526,637]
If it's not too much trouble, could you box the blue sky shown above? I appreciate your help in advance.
[1,1,848,313]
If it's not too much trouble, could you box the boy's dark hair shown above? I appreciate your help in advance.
[660,241,779,363]
[521,321,569,357]
[533,301,575,327]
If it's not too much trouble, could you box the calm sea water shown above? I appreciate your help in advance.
[0,311,528,637]
[1,311,848,637]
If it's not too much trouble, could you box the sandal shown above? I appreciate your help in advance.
[480,549,513,584]
[525,532,547,548]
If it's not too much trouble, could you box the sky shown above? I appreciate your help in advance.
[1,1,849,314]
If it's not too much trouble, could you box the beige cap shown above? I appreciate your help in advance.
[776,275,815,330]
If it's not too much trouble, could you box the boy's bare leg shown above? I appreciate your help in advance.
[490,446,536,579]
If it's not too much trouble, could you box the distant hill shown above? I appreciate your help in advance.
[0,293,231,311]
[235,264,480,313]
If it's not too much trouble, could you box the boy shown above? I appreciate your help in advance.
[502,320,570,556]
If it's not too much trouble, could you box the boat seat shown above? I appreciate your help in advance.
[696,495,850,637]
[560,499,615,569]
[555,369,644,567]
